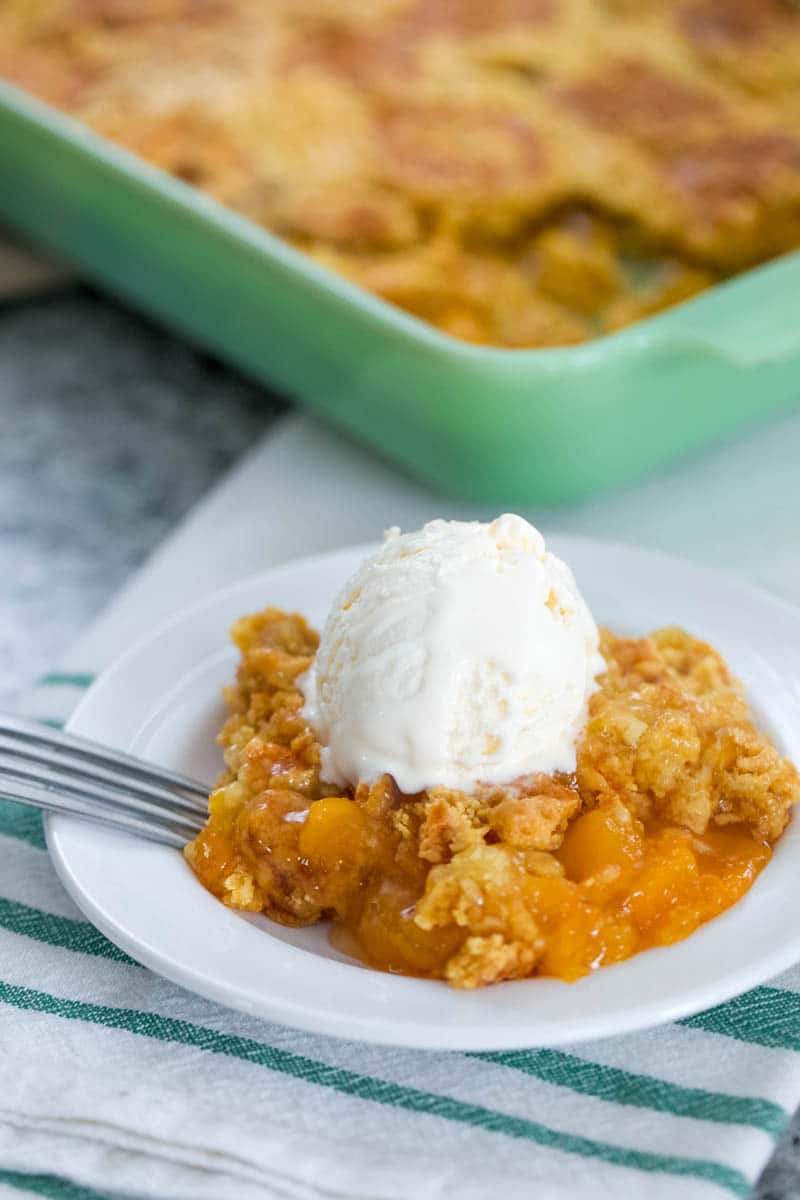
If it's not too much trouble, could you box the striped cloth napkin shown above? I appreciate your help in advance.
[4,415,800,1200]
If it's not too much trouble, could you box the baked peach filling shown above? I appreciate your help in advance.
[185,610,798,988]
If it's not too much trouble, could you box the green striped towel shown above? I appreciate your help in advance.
[4,416,800,1200]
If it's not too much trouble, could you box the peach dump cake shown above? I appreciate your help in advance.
[185,517,800,988]
[3,1,800,347]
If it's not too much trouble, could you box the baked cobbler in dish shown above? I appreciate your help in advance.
[185,519,799,988]
[2,1,799,347]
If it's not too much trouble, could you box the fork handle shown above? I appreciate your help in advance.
[3,778,189,849]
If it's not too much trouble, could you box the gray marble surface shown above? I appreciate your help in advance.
[0,285,798,1198]
[0,287,284,709]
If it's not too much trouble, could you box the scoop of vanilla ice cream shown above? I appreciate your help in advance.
[300,515,605,794]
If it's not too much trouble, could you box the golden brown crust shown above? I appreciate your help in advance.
[677,0,800,104]
[484,779,582,850]
[582,628,800,839]
[3,0,800,345]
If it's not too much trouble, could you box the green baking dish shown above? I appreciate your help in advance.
[2,78,800,506]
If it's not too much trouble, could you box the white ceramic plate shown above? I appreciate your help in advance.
[49,537,800,1050]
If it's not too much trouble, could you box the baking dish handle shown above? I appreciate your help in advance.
[644,253,800,369]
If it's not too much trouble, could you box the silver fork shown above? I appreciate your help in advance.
[0,714,209,848]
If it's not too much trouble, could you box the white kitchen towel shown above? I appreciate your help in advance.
[5,411,800,1200]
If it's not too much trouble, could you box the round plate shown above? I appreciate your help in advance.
[49,537,800,1050]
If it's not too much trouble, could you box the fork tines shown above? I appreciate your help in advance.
[0,713,210,848]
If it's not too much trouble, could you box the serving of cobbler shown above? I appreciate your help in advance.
[185,609,799,989]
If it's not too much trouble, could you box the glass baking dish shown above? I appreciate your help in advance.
[2,79,799,506]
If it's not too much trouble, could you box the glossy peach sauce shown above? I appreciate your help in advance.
[297,794,771,982]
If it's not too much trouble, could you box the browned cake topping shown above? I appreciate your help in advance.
[556,58,726,149]
[4,0,799,346]
[680,0,788,49]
